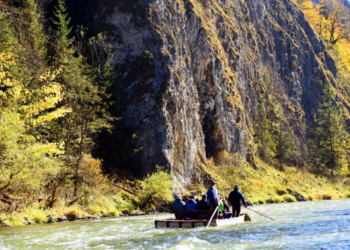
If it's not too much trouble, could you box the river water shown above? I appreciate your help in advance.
[1,199,350,249]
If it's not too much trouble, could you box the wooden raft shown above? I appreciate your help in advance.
[155,210,245,229]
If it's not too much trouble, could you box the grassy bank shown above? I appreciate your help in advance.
[0,169,173,227]
[0,194,133,226]
[2,157,350,227]
[193,154,350,204]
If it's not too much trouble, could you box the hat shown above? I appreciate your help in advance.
[202,194,207,198]
[209,179,216,184]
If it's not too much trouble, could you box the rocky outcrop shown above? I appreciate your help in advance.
[71,0,343,189]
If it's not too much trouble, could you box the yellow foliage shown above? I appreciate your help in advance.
[137,167,174,210]
[300,0,350,74]
[0,24,69,193]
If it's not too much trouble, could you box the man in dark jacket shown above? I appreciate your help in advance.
[197,194,209,219]
[185,196,198,219]
[228,185,247,217]
[173,197,186,219]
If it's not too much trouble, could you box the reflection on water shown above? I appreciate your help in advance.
[1,199,350,249]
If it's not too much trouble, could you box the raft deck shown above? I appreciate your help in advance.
[155,212,245,229]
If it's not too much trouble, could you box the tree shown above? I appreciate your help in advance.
[47,1,114,202]
[274,118,300,170]
[254,68,300,169]
[322,0,350,44]
[254,103,276,164]
[0,0,116,212]
[313,81,349,175]
[300,0,350,45]
[0,49,69,194]
[51,0,74,63]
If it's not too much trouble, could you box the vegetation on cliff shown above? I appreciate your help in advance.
[0,0,173,225]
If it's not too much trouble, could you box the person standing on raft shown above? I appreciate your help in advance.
[207,179,223,218]
[228,184,247,217]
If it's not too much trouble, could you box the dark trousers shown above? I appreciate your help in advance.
[232,206,241,217]
[209,205,219,219]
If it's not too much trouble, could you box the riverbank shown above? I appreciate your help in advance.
[0,208,163,228]
[2,157,350,228]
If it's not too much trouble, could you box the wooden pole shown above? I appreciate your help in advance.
[244,207,275,221]
[206,206,219,229]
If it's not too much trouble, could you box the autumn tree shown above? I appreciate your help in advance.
[301,0,350,45]
[322,0,350,44]
[0,8,69,195]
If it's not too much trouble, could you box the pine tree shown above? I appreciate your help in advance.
[274,119,300,170]
[51,0,74,62]
[314,81,349,175]
[254,103,275,163]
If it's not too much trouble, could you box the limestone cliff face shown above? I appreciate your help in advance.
[86,0,339,188]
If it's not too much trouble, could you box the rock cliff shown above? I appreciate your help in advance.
[72,0,343,188]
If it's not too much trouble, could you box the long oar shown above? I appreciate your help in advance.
[244,207,275,221]
[206,206,219,229]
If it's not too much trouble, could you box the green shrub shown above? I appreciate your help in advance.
[247,198,258,205]
[282,194,297,202]
[32,210,48,223]
[266,196,282,203]
[87,205,103,216]
[106,209,119,217]
[138,167,173,210]
[8,219,24,226]
[64,206,84,219]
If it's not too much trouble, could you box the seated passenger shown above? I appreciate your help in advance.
[197,194,210,219]
[185,196,198,219]
[183,196,189,204]
[194,195,200,202]
[218,199,224,219]
[223,200,233,219]
[173,196,186,219]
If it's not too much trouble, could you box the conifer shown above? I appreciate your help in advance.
[254,103,275,163]
[314,81,349,175]
[51,0,74,62]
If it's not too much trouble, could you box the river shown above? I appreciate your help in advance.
[1,199,350,249]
